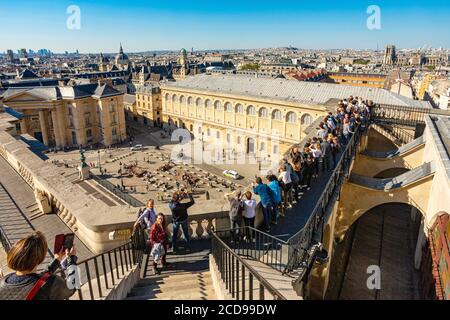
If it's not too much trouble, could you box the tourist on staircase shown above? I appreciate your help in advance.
[0,231,78,300]
[149,213,169,275]
[169,190,195,253]
[224,190,244,243]
[252,177,273,233]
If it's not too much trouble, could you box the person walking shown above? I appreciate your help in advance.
[278,164,293,210]
[149,213,169,274]
[252,177,273,232]
[169,190,195,253]
[320,137,332,173]
[133,199,157,231]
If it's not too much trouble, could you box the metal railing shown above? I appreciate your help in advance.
[371,103,450,126]
[0,225,12,252]
[214,227,289,273]
[284,124,363,274]
[90,173,144,207]
[211,231,287,300]
[73,227,146,300]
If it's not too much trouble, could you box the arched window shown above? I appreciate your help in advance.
[172,95,178,103]
[214,101,222,110]
[272,109,282,120]
[198,126,202,134]
[301,114,313,125]
[196,98,203,107]
[205,99,212,108]
[187,97,193,105]
[207,128,211,136]
[247,105,256,116]
[180,95,186,105]
[216,131,220,139]
[259,107,268,118]
[224,102,232,112]
[236,104,244,114]
[165,93,170,102]
[286,112,297,123]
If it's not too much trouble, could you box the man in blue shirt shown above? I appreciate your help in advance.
[267,175,282,223]
[252,177,273,232]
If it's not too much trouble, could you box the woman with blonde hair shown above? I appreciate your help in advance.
[0,231,77,300]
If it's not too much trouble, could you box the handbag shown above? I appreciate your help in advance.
[25,272,51,300]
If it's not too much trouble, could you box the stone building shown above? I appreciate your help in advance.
[1,83,127,148]
[160,73,431,158]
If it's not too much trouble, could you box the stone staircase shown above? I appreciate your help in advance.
[125,240,217,300]
[126,271,216,300]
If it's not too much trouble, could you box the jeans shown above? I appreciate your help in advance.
[243,217,255,239]
[172,219,190,249]
[271,203,280,222]
[230,219,241,241]
[261,204,272,231]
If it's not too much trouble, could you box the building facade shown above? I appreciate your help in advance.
[133,84,162,126]
[161,76,328,157]
[1,83,127,148]
[327,72,387,88]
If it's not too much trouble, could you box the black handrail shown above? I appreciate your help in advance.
[211,231,286,300]
[0,225,12,253]
[72,226,146,300]
[214,227,289,273]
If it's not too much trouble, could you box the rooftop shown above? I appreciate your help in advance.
[163,74,431,108]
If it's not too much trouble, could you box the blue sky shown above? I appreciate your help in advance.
[1,0,449,53]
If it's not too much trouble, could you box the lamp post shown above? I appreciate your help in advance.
[201,132,204,151]
[97,150,101,174]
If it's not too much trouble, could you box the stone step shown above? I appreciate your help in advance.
[125,288,216,300]
[129,276,213,296]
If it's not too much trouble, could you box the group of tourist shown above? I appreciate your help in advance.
[226,96,371,235]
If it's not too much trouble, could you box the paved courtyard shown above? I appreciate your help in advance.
[45,123,282,205]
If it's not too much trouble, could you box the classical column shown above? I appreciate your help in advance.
[20,119,27,134]
[51,109,63,147]
[38,110,49,146]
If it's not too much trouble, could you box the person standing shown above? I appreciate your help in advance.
[267,175,282,220]
[0,231,77,300]
[241,191,256,241]
[169,191,195,253]
[252,177,273,232]
[224,190,243,242]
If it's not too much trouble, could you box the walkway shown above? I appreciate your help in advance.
[270,155,344,242]
[339,203,420,300]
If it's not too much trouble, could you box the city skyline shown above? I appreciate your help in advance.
[1,0,450,53]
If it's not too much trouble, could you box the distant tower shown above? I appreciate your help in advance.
[98,53,110,72]
[6,49,14,62]
[383,45,396,65]
[139,65,146,84]
[179,48,188,79]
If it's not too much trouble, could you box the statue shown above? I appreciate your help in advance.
[78,148,90,180]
